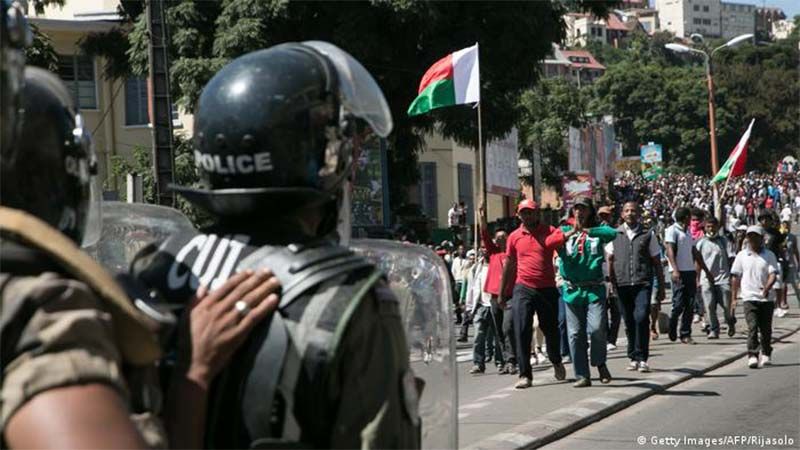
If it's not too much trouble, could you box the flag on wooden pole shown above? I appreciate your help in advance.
[407,44,480,116]
[711,118,754,184]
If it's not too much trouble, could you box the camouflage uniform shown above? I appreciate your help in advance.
[0,208,166,447]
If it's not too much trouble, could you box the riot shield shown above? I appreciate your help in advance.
[351,239,458,450]
[84,201,197,272]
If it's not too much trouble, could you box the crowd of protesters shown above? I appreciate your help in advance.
[433,171,798,389]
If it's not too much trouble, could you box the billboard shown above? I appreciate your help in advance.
[568,117,617,183]
[640,142,663,180]
[561,171,593,208]
[486,127,519,196]
[352,136,389,228]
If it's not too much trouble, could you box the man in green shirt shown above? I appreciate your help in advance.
[558,197,618,387]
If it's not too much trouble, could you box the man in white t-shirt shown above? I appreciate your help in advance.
[780,205,792,224]
[730,225,779,368]
[664,207,712,344]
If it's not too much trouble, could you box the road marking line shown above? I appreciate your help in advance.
[459,401,491,410]
[492,432,535,447]
[477,393,511,401]
[581,396,618,406]
[560,406,597,418]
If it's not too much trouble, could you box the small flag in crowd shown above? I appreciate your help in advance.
[407,44,480,116]
[711,118,755,184]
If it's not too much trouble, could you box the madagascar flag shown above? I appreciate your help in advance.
[711,119,755,184]
[407,44,480,116]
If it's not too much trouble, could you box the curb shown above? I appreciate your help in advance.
[465,319,800,450]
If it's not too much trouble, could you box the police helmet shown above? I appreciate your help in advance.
[173,41,392,234]
[0,67,99,245]
[1,0,30,153]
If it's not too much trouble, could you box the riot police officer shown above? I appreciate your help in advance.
[131,41,421,449]
[0,10,276,446]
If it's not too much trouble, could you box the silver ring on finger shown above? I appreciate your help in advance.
[234,300,251,318]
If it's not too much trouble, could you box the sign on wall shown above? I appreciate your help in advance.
[486,127,519,196]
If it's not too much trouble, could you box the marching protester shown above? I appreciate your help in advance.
[607,201,665,373]
[479,200,518,375]
[664,207,714,345]
[598,206,622,351]
[730,226,779,369]
[500,199,570,389]
[557,198,618,387]
[695,217,736,339]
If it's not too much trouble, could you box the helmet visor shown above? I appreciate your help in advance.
[302,41,393,137]
[76,114,102,248]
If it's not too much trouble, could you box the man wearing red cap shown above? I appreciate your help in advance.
[500,199,574,388]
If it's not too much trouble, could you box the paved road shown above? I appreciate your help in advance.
[541,331,800,450]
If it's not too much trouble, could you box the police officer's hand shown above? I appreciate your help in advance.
[181,269,280,389]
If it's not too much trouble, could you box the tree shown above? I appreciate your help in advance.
[517,77,591,185]
[84,0,620,218]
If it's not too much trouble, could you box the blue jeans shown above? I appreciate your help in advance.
[472,305,500,368]
[669,271,697,338]
[565,297,608,380]
[618,284,652,362]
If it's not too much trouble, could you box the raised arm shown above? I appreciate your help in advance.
[479,200,499,255]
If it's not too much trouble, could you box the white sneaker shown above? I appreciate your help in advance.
[759,355,772,367]
[693,314,701,324]
[626,361,639,371]
[607,343,617,351]
[530,355,539,366]
[537,351,547,362]
[748,356,759,369]
[638,361,651,373]
[776,308,787,318]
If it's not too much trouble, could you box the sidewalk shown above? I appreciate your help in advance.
[457,306,800,450]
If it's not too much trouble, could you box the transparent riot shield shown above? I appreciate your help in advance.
[351,239,458,450]
[84,201,197,272]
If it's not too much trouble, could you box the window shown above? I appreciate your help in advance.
[694,18,702,24]
[703,5,709,12]
[419,162,437,220]
[703,18,711,25]
[125,77,148,126]
[57,54,96,109]
[694,5,700,11]
[125,77,181,127]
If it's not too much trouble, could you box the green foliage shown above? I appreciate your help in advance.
[108,0,618,214]
[80,28,131,80]
[517,78,590,185]
[25,23,58,71]
[107,136,212,227]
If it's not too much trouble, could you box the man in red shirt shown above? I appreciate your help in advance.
[500,199,574,388]
[479,200,517,375]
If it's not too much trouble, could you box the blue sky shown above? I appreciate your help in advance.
[649,0,800,18]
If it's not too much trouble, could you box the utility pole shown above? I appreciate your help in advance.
[146,0,175,206]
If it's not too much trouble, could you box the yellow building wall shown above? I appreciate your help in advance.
[418,133,511,228]
[31,0,196,194]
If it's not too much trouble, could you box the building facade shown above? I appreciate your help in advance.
[772,19,796,40]
[564,13,607,47]
[721,2,756,40]
[542,45,606,86]
[29,1,191,198]
[756,7,786,38]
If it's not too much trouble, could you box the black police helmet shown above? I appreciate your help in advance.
[172,41,392,224]
[0,67,97,244]
[1,0,30,154]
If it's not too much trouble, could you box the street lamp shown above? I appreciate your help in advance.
[665,33,753,218]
